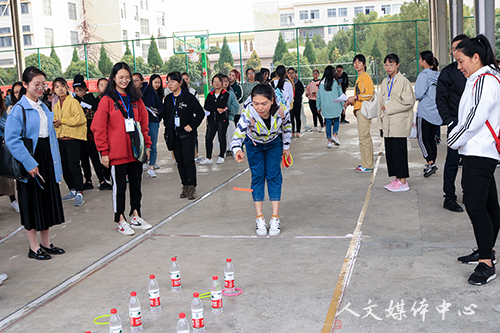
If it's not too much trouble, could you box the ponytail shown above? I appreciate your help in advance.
[275,65,286,90]
[420,51,438,71]
[456,34,500,72]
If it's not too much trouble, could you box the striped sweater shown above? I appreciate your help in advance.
[230,102,292,154]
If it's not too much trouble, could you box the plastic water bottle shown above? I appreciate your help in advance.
[129,291,143,332]
[148,274,161,312]
[109,308,123,333]
[177,312,190,333]
[211,275,223,314]
[224,258,235,292]
[191,292,205,332]
[170,257,182,292]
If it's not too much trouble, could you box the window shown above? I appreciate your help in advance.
[23,34,32,46]
[0,4,9,16]
[70,31,78,45]
[280,30,296,42]
[134,6,138,21]
[299,28,324,39]
[20,3,29,14]
[310,10,319,20]
[144,0,148,10]
[140,18,149,35]
[22,25,30,32]
[157,12,165,26]
[338,8,347,17]
[365,6,375,14]
[140,0,143,9]
[121,2,126,19]
[299,10,308,20]
[354,7,363,15]
[393,4,402,14]
[44,28,53,46]
[0,58,14,66]
[158,37,167,50]
[327,8,336,18]
[0,36,12,48]
[122,30,128,45]
[280,13,294,26]
[43,0,52,16]
[381,5,391,15]
[328,27,338,34]
[0,27,10,34]
[142,44,149,59]
[68,2,77,20]
[135,32,140,47]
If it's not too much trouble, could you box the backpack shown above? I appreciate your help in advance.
[271,80,287,108]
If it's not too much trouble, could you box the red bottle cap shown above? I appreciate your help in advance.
[179,312,186,319]
[110,309,117,314]
[193,292,199,297]
[226,258,232,262]
[171,257,177,261]
[212,275,218,280]
[150,274,155,279]
[131,291,137,296]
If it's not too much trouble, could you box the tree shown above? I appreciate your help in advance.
[245,50,261,72]
[50,46,61,69]
[161,54,201,82]
[285,36,305,49]
[124,43,132,56]
[330,47,341,62]
[121,55,150,74]
[98,45,113,77]
[25,54,62,81]
[311,34,326,49]
[71,47,80,63]
[208,46,221,54]
[213,62,233,76]
[273,34,288,63]
[218,37,234,69]
[275,52,312,79]
[0,67,18,85]
[303,36,316,65]
[64,60,102,80]
[147,36,163,73]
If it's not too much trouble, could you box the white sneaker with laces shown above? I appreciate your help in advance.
[256,216,267,236]
[117,221,135,235]
[130,216,153,229]
[327,141,333,148]
[319,127,324,133]
[11,201,19,213]
[217,157,225,164]
[148,169,157,178]
[332,135,340,146]
[269,216,281,236]
[195,156,204,163]
[200,158,213,165]
[0,273,7,282]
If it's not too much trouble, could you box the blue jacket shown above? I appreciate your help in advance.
[316,78,343,119]
[415,68,442,126]
[227,89,239,121]
[140,82,163,123]
[5,95,63,183]
[0,111,7,136]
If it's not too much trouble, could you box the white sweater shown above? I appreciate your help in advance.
[448,66,500,161]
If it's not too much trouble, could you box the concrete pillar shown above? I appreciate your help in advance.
[429,0,449,67]
[10,0,24,81]
[449,0,464,39]
[474,0,496,52]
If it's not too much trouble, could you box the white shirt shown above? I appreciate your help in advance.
[26,97,49,138]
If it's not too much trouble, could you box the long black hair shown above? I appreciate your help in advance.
[149,74,164,101]
[274,65,287,90]
[353,54,367,71]
[53,77,70,95]
[420,51,438,71]
[166,71,188,91]
[10,82,26,105]
[250,83,279,116]
[456,34,500,72]
[104,62,142,102]
[320,65,339,91]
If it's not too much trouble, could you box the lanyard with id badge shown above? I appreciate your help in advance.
[118,93,135,132]
[173,91,182,128]
[386,75,395,105]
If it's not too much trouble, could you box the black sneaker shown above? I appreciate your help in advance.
[444,199,464,212]
[458,248,497,265]
[423,163,438,178]
[468,262,496,285]
[98,181,112,191]
[340,120,350,124]
[83,181,94,190]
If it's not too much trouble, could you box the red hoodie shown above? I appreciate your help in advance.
[92,94,151,166]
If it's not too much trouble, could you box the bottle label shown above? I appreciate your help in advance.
[129,310,142,327]
[170,272,181,287]
[149,290,161,307]
[224,272,234,288]
[211,290,222,308]
[192,312,205,328]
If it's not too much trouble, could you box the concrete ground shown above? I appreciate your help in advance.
[0,105,498,333]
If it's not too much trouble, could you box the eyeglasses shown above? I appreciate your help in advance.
[33,83,48,91]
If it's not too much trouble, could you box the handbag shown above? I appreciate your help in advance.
[409,111,418,139]
[0,105,33,179]
[114,100,148,164]
[360,81,378,119]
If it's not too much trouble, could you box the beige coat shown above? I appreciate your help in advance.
[378,72,415,137]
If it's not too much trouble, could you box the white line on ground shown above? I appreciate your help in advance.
[0,226,23,245]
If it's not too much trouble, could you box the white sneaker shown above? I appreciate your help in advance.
[319,127,324,133]
[148,169,157,178]
[117,221,135,235]
[256,216,267,236]
[332,135,340,146]
[200,158,213,165]
[11,201,19,213]
[327,141,333,148]
[216,157,225,164]
[0,273,7,282]
[269,216,281,236]
[313,127,319,132]
[130,216,153,229]
[194,156,204,163]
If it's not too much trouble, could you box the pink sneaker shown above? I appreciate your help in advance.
[387,180,410,192]
[384,178,398,190]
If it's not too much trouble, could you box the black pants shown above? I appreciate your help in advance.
[173,134,197,186]
[341,109,347,122]
[384,137,409,178]
[462,156,500,259]
[443,128,461,201]
[417,117,439,163]
[291,102,302,133]
[205,120,228,159]
[59,139,84,192]
[309,100,323,128]
[111,162,143,222]
[80,139,106,183]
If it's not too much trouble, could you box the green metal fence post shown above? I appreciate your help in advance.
[239,32,243,77]
[84,44,90,81]
[185,53,189,74]
[353,23,357,55]
[296,28,300,79]
[37,48,41,68]
[132,42,137,72]
[415,20,419,75]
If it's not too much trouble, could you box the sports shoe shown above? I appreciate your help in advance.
[458,248,497,265]
[269,216,281,236]
[387,180,410,192]
[62,192,77,202]
[423,163,438,178]
[319,127,324,132]
[444,199,464,212]
[355,165,373,173]
[74,193,85,206]
[98,181,112,191]
[148,169,157,178]
[384,178,398,190]
[305,126,313,132]
[217,157,225,164]
[256,216,267,236]
[468,262,496,285]
[130,216,153,229]
[341,120,350,124]
[295,133,301,138]
[11,201,19,213]
[117,221,135,235]
[200,158,213,165]
[194,156,204,163]
[83,181,94,190]
[312,127,319,132]
[327,141,333,148]
[0,273,7,282]
[332,136,340,146]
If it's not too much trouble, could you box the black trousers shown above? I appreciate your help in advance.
[443,127,461,201]
[384,137,409,179]
[417,117,439,163]
[59,139,84,192]
[309,100,323,128]
[80,139,106,183]
[205,120,228,159]
[173,134,197,186]
[462,156,500,259]
[291,102,302,133]
[341,109,347,122]
[111,162,143,222]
